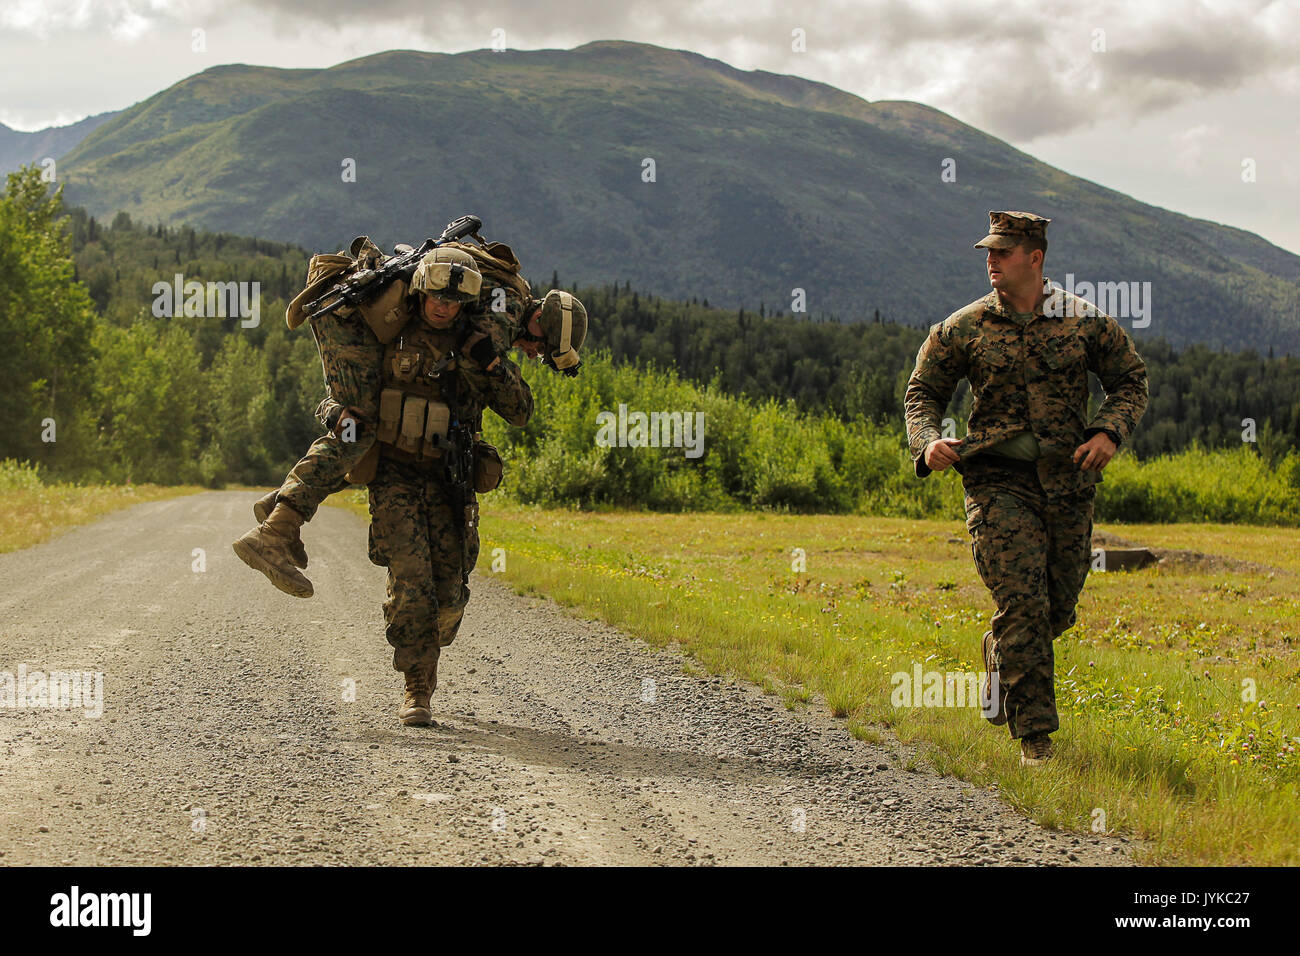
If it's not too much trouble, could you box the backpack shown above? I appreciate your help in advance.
[284,235,386,331]
[448,240,532,318]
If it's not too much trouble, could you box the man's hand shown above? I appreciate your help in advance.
[1073,432,1117,471]
[332,406,364,438]
[462,331,501,371]
[924,437,963,471]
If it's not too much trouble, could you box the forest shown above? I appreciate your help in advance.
[4,166,1298,522]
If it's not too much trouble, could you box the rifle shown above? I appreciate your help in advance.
[442,385,479,589]
[304,214,486,321]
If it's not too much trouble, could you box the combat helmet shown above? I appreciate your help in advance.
[534,290,588,376]
[409,247,483,302]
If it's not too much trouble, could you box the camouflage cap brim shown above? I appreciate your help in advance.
[974,234,1021,250]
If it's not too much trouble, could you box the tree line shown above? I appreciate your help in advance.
[3,164,1298,491]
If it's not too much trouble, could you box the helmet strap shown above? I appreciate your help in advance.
[550,291,577,367]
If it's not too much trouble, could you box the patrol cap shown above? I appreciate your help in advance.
[974,210,1051,250]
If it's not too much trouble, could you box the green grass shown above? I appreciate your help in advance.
[331,491,1300,865]
[0,460,201,553]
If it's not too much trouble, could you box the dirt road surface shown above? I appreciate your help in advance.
[0,492,1134,866]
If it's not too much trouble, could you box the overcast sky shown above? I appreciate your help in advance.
[3,0,1297,253]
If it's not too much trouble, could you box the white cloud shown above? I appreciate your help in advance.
[0,0,1296,251]
[1173,123,1218,175]
[1,0,184,39]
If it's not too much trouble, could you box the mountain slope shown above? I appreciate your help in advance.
[58,42,1300,350]
[0,111,120,173]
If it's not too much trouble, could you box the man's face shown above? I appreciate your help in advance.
[516,312,545,359]
[986,243,1041,291]
[421,294,462,328]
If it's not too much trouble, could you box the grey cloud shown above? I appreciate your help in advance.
[4,0,1297,143]
[229,0,1300,141]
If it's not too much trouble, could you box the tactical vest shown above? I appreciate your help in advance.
[374,322,463,464]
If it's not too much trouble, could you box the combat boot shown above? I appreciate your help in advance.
[398,663,435,727]
[982,630,1007,726]
[231,501,314,598]
[1020,732,1054,766]
[253,490,308,569]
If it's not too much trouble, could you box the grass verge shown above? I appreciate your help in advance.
[331,491,1300,865]
[0,460,202,554]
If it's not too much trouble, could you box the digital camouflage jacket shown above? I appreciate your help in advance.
[904,277,1149,497]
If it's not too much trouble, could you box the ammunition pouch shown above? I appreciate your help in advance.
[397,396,427,454]
[345,444,380,485]
[377,388,402,445]
[424,401,451,450]
[377,387,451,462]
[472,440,504,493]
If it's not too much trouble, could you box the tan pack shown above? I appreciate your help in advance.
[286,236,400,332]
[285,253,354,330]
[359,279,410,343]
[447,241,531,315]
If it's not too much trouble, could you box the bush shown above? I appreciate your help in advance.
[482,353,1300,526]
[0,459,44,491]
[1096,446,1300,525]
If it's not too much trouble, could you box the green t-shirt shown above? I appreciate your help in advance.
[985,430,1041,460]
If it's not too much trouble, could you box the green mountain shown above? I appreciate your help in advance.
[0,111,119,173]
[58,42,1300,350]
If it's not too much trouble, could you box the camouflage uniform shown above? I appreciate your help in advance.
[278,304,383,520]
[277,268,530,522]
[904,213,1148,739]
[323,310,533,675]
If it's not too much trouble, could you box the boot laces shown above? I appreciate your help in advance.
[406,669,431,697]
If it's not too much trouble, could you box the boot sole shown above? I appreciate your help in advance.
[399,707,433,727]
[254,494,308,570]
[232,538,314,598]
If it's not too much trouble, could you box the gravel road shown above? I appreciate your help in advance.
[0,492,1134,866]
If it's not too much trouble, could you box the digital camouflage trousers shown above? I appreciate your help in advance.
[278,307,383,520]
[368,458,480,674]
[963,464,1095,739]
